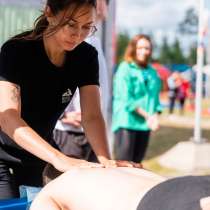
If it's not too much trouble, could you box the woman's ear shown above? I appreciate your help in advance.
[44,6,54,24]
[96,0,108,22]
[200,197,210,210]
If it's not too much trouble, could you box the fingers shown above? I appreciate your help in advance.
[77,162,104,168]
[116,160,133,167]
[98,157,143,169]
[133,162,143,168]
[115,160,143,168]
[61,111,81,126]
[200,197,210,210]
[61,118,81,127]
[102,160,118,168]
[71,160,143,170]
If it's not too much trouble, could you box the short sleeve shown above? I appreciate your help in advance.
[77,45,99,87]
[0,41,20,85]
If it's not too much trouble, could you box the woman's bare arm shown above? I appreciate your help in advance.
[80,85,142,168]
[0,81,58,163]
[79,85,111,161]
[0,81,101,172]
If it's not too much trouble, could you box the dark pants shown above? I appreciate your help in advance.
[53,129,97,162]
[178,97,186,114]
[0,161,45,200]
[168,96,176,114]
[0,131,45,200]
[169,96,186,114]
[114,128,150,163]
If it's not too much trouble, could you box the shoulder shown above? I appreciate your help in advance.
[1,39,20,52]
[0,39,24,62]
[148,64,157,72]
[1,37,36,55]
[114,62,133,80]
[73,41,97,58]
[116,61,140,75]
[116,61,132,72]
[148,65,160,78]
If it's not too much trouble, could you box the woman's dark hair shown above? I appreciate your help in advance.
[42,164,62,185]
[17,0,96,40]
[124,34,152,63]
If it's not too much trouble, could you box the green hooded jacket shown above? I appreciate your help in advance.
[112,61,162,132]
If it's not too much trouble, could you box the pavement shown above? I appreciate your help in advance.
[158,141,210,173]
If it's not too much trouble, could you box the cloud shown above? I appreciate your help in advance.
[116,0,197,33]
[0,0,43,8]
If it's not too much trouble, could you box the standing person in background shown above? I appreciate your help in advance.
[54,0,110,161]
[176,77,191,115]
[112,34,162,163]
[0,0,138,200]
[167,72,181,115]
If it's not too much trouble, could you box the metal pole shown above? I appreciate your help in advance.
[103,0,116,156]
[193,0,205,143]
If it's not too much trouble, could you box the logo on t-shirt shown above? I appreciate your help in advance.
[62,88,72,104]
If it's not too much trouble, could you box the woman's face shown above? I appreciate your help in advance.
[49,5,97,51]
[136,38,152,66]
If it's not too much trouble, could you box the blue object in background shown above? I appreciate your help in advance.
[166,64,192,73]
[19,185,42,203]
[0,197,30,210]
[0,185,41,210]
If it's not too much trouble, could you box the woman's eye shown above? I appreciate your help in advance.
[67,23,75,28]
[83,26,91,30]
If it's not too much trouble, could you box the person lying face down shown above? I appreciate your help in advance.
[30,166,210,210]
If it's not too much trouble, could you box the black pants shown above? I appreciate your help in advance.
[0,131,45,200]
[178,97,186,114]
[114,128,150,163]
[53,129,97,162]
[168,96,176,114]
[0,161,45,200]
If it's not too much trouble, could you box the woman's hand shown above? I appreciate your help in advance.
[61,111,81,128]
[98,156,142,168]
[146,114,159,131]
[52,153,103,172]
[115,160,143,168]
[200,197,210,210]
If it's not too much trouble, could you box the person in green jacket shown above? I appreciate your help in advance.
[112,34,162,163]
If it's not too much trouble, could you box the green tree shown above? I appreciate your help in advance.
[171,38,186,64]
[116,32,130,64]
[158,37,172,64]
[187,44,197,65]
[178,7,198,35]
[147,32,158,60]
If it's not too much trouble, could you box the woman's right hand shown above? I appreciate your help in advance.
[61,111,81,128]
[146,114,159,131]
[52,153,103,172]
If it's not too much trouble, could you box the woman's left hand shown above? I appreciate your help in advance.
[147,114,159,131]
[116,160,143,168]
[98,157,142,168]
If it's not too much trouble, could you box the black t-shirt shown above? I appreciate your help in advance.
[0,37,99,162]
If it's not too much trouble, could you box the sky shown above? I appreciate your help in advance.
[116,0,198,34]
[0,0,43,7]
[116,0,209,50]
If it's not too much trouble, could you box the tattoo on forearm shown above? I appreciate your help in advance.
[11,86,20,103]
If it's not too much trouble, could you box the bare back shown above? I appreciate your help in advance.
[30,167,165,210]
